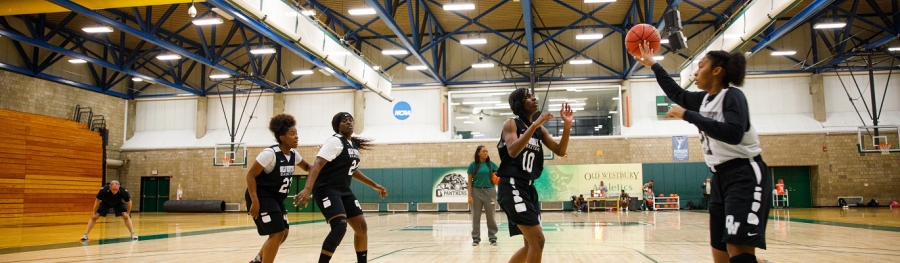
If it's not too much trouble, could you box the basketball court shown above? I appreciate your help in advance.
[2,209,900,262]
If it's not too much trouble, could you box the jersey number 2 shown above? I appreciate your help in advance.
[348,160,359,176]
[521,152,536,173]
[278,177,292,194]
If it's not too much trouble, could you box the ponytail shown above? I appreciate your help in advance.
[705,51,747,87]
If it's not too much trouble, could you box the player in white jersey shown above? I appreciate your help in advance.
[636,42,771,263]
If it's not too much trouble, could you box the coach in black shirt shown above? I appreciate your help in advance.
[80,180,138,241]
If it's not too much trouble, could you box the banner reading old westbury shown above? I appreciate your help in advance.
[533,163,644,201]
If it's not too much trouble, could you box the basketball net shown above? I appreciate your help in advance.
[222,157,233,167]
[878,143,891,155]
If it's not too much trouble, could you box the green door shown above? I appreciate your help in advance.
[284,176,300,213]
[286,176,318,213]
[141,177,171,212]
[771,167,812,208]
[157,178,170,212]
[141,177,159,212]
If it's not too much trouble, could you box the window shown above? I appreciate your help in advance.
[448,85,622,139]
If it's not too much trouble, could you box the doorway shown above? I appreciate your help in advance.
[771,167,812,208]
[140,176,171,212]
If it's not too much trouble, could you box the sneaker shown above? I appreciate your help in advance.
[80,234,88,241]
[130,233,138,240]
[472,242,478,246]
[490,241,497,246]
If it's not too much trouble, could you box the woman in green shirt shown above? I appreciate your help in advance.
[467,145,499,246]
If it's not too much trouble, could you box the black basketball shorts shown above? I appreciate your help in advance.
[245,196,289,236]
[708,155,771,250]
[497,177,541,237]
[96,202,127,216]
[314,188,364,222]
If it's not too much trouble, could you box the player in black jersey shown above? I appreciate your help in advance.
[245,114,310,263]
[636,42,771,263]
[293,112,388,263]
[496,88,572,263]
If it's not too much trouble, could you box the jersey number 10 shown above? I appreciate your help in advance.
[521,152,536,173]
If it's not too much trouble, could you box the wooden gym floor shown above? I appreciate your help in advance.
[1,208,899,262]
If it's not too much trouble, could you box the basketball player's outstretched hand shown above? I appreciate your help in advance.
[635,40,657,67]
[559,103,574,124]
[666,105,686,119]
[375,184,388,199]
[534,112,553,127]
[293,189,310,208]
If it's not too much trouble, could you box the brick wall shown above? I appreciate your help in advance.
[120,134,899,210]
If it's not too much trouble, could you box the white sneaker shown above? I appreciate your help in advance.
[131,233,138,240]
[80,234,88,241]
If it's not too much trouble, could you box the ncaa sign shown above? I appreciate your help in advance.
[393,101,411,120]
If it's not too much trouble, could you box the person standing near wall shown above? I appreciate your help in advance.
[80,180,137,241]
[467,145,499,246]
[496,88,573,263]
[294,112,388,263]
[636,41,771,263]
[702,177,712,209]
[245,114,311,263]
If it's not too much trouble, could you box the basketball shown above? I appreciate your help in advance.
[625,23,661,57]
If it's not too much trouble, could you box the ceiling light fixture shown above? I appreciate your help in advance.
[156,54,182,60]
[192,18,224,25]
[568,55,593,64]
[209,73,230,79]
[382,49,409,55]
[68,59,87,64]
[472,57,495,68]
[250,48,276,54]
[653,56,665,60]
[348,8,376,15]
[814,22,846,29]
[291,70,314,75]
[82,26,114,33]
[443,2,475,11]
[406,65,427,70]
[770,50,797,56]
[576,28,603,40]
[460,33,487,45]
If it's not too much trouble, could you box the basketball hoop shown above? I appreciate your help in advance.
[878,143,891,155]
[222,157,232,167]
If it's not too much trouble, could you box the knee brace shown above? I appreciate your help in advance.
[729,253,757,263]
[322,217,347,252]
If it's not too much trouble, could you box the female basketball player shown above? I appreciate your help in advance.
[245,114,311,263]
[497,88,572,263]
[294,112,388,263]
[467,145,499,246]
[636,42,771,263]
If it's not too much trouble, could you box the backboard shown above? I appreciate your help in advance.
[857,126,900,154]
[214,142,248,167]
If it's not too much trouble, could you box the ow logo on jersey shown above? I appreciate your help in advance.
[348,148,360,159]
[725,215,740,235]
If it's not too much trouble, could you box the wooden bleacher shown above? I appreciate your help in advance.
[0,109,103,218]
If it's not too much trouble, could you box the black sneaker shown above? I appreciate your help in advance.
[472,241,479,246]
[490,240,497,246]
